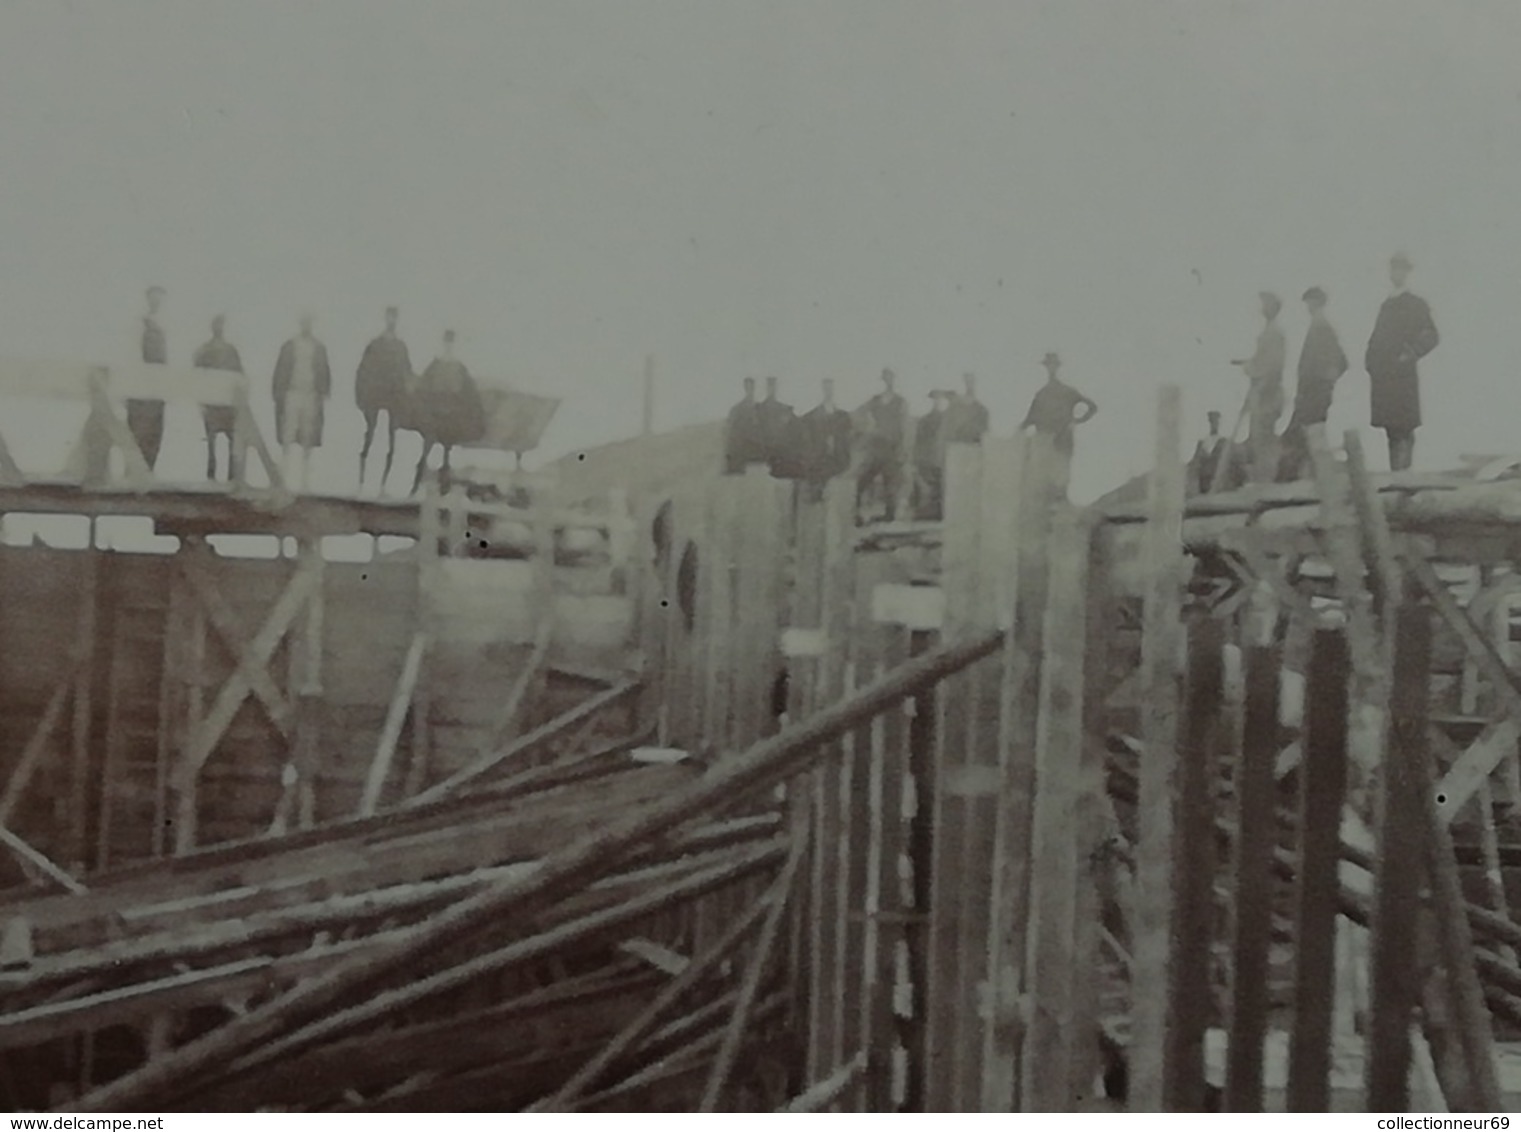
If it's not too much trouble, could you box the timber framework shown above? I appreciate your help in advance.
[4,382,1521,1111]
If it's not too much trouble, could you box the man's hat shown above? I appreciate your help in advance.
[1390,251,1413,270]
[1041,351,1061,367]
[1302,286,1327,305]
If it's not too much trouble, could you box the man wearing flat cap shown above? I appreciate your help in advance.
[1365,252,1439,471]
[1278,286,1348,482]
[1230,291,1286,483]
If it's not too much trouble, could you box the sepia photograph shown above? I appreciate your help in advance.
[0,0,1519,1115]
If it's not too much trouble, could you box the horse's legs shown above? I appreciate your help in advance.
[359,411,378,486]
[381,417,399,492]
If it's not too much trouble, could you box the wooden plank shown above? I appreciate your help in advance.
[1129,385,1187,1113]
[1167,614,1223,1112]
[535,897,771,1110]
[1365,601,1433,1109]
[178,547,294,738]
[485,619,552,751]
[357,632,429,817]
[922,441,982,1111]
[696,481,734,753]
[1020,508,1089,1111]
[699,840,804,1110]
[0,661,80,826]
[866,626,910,1112]
[86,370,154,489]
[1224,642,1281,1111]
[68,547,99,870]
[74,632,1004,1111]
[1434,720,1521,826]
[1419,742,1504,1112]
[0,826,86,895]
[1286,628,1350,1111]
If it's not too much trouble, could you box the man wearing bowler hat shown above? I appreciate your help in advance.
[1021,352,1097,491]
[1365,252,1439,471]
[1278,286,1349,482]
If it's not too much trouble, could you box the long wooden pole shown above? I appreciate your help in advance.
[357,632,428,816]
[71,631,1002,1112]
[642,355,655,436]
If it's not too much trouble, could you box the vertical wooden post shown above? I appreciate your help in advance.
[1287,628,1351,1111]
[404,484,442,797]
[1020,508,1090,1111]
[172,561,209,857]
[68,544,99,871]
[923,441,983,1111]
[1225,637,1281,1111]
[295,539,324,829]
[1130,385,1187,1112]
[903,626,937,1113]
[1167,614,1223,1111]
[1365,599,1431,1109]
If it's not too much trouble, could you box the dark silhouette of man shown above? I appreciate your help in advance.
[855,368,907,521]
[192,315,245,482]
[799,378,852,498]
[355,306,416,493]
[413,329,485,493]
[756,375,799,477]
[913,389,951,519]
[945,371,989,444]
[1189,410,1245,494]
[1365,252,1439,471]
[1278,286,1348,482]
[130,285,169,471]
[723,377,765,474]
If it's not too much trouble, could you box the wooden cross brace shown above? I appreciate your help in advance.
[172,547,321,791]
[59,369,155,490]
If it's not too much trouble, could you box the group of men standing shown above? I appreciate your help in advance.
[1207,252,1440,491]
[723,356,1100,521]
[123,289,486,494]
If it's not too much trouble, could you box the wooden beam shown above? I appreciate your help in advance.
[534,888,773,1110]
[0,826,86,895]
[1419,743,1504,1112]
[1168,614,1223,1112]
[1286,628,1350,1112]
[67,547,99,870]
[85,369,153,490]
[698,839,805,1111]
[407,678,641,805]
[177,547,295,737]
[1365,600,1432,1109]
[485,618,552,751]
[1129,384,1186,1113]
[0,659,83,826]
[776,1053,868,1113]
[357,632,429,817]
[73,631,1003,1111]
[1020,507,1088,1112]
[1224,642,1282,1111]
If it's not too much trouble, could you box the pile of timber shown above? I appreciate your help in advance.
[0,732,788,1112]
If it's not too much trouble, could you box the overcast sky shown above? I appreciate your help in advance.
[0,0,1518,500]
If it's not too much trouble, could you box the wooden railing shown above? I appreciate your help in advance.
[0,357,283,493]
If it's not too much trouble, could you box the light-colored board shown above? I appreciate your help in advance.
[1129,385,1186,1112]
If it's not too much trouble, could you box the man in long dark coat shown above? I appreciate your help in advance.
[723,377,766,475]
[945,371,989,445]
[796,378,852,502]
[129,285,169,471]
[355,306,416,493]
[913,390,951,519]
[271,312,333,493]
[1021,352,1097,496]
[413,329,484,493]
[192,315,245,482]
[1365,252,1439,471]
[756,375,799,478]
[855,368,908,522]
[1278,286,1349,482]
